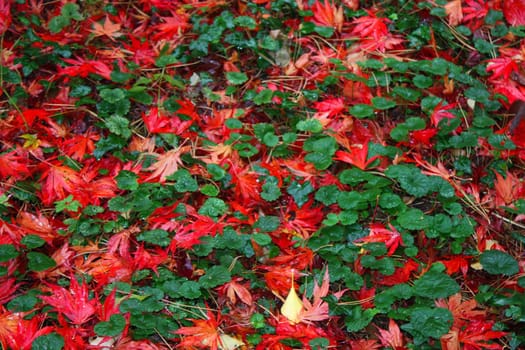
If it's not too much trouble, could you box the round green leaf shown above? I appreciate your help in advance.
[200,184,219,196]
[21,235,46,249]
[178,281,202,299]
[413,269,460,298]
[296,119,323,133]
[100,88,125,103]
[397,208,429,230]
[371,97,396,110]
[27,252,56,271]
[94,314,126,337]
[252,233,272,246]
[480,250,519,276]
[413,74,433,88]
[392,86,421,102]
[349,104,375,118]
[254,216,280,232]
[198,198,228,217]
[198,265,231,288]
[226,72,248,85]
[115,170,139,191]
[401,307,453,345]
[137,229,170,247]
[32,333,64,350]
[0,244,19,262]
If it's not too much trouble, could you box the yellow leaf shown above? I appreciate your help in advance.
[280,273,304,324]
[219,334,245,350]
[471,261,483,270]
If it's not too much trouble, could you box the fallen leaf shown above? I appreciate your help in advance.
[218,334,244,350]
[445,0,463,26]
[280,271,304,324]
[90,16,123,41]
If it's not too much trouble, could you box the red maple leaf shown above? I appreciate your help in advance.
[486,57,519,80]
[313,97,346,117]
[310,0,344,32]
[0,149,31,180]
[493,171,521,206]
[0,312,53,350]
[153,11,191,40]
[0,278,20,305]
[280,201,324,239]
[227,160,261,202]
[439,255,471,277]
[80,253,134,285]
[503,0,525,26]
[58,57,112,80]
[435,293,486,329]
[132,245,168,272]
[351,10,403,52]
[39,163,83,205]
[375,259,419,286]
[263,267,297,296]
[174,213,225,249]
[410,128,438,148]
[352,10,389,41]
[123,36,157,66]
[458,321,507,350]
[269,247,313,271]
[270,318,336,348]
[60,130,99,161]
[142,107,173,134]
[430,102,458,128]
[39,278,97,325]
[462,0,489,30]
[0,0,11,35]
[354,286,375,309]
[435,294,506,349]
[356,223,403,256]
[335,142,379,170]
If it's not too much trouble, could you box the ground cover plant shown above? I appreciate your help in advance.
[1,0,525,349]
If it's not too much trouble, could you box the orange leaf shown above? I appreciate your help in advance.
[311,0,344,32]
[221,278,253,306]
[377,319,405,349]
[145,145,191,183]
[349,339,382,350]
[153,11,191,40]
[494,171,520,206]
[175,310,221,349]
[90,16,122,41]
[435,293,486,329]
[300,268,331,323]
[445,0,463,26]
